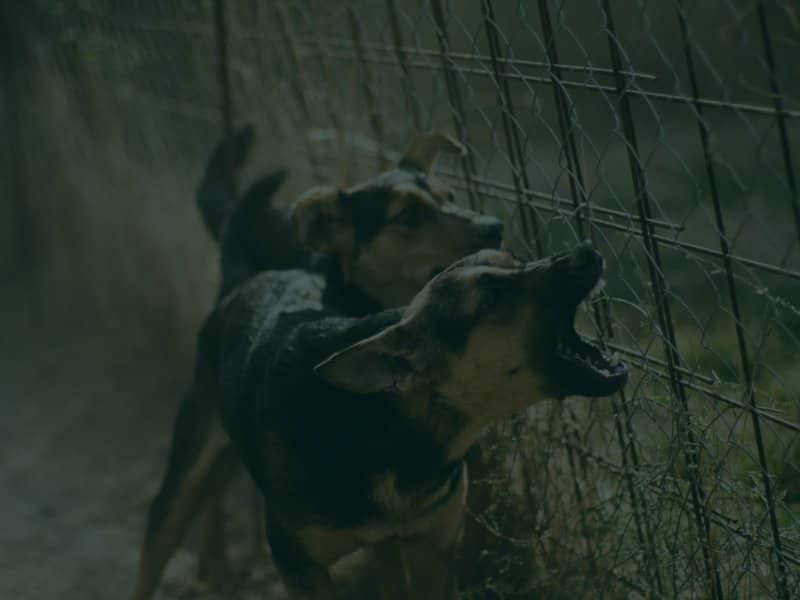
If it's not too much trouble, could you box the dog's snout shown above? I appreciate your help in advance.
[568,241,602,271]
[477,218,504,248]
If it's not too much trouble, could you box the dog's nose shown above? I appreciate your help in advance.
[568,240,602,270]
[477,218,504,248]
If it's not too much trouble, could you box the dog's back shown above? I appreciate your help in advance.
[214,277,424,526]
[213,269,326,402]
[208,271,469,600]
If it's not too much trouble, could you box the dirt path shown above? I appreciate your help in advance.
[0,286,289,599]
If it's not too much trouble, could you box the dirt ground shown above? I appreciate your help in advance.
[0,273,396,600]
[0,282,294,599]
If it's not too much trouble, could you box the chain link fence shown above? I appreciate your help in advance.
[11,0,800,597]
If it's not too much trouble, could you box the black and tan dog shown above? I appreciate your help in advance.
[187,243,627,598]
[130,131,504,599]
[196,125,504,305]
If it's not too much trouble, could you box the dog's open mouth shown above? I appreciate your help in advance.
[550,259,628,397]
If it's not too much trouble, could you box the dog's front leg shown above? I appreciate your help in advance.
[266,522,337,600]
[372,536,459,600]
[408,464,469,600]
[371,480,466,599]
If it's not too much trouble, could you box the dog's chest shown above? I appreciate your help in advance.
[370,462,464,523]
[298,463,467,566]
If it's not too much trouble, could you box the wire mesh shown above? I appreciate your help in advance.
[28,0,800,597]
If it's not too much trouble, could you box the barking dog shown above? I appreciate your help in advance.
[210,242,628,598]
[130,132,503,600]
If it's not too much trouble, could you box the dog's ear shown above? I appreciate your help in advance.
[291,186,348,254]
[398,132,466,174]
[314,324,426,394]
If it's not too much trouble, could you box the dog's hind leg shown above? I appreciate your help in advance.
[129,378,240,600]
[196,496,237,587]
[248,482,268,558]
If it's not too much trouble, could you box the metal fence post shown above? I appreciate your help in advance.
[385,0,422,133]
[429,0,480,211]
[534,1,664,594]
[676,4,790,597]
[481,0,543,257]
[755,1,799,253]
[347,4,387,169]
[600,1,723,597]
[273,2,321,179]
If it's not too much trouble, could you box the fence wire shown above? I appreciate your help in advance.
[27,0,800,597]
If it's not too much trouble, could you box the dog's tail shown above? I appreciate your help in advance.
[218,170,309,296]
[197,125,308,294]
[196,124,255,241]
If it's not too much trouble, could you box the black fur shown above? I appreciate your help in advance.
[196,124,255,240]
[340,186,391,246]
[212,270,467,528]
[340,169,447,247]
[219,170,306,295]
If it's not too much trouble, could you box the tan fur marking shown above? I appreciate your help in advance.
[297,464,467,569]
[436,307,546,458]
[130,419,235,600]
